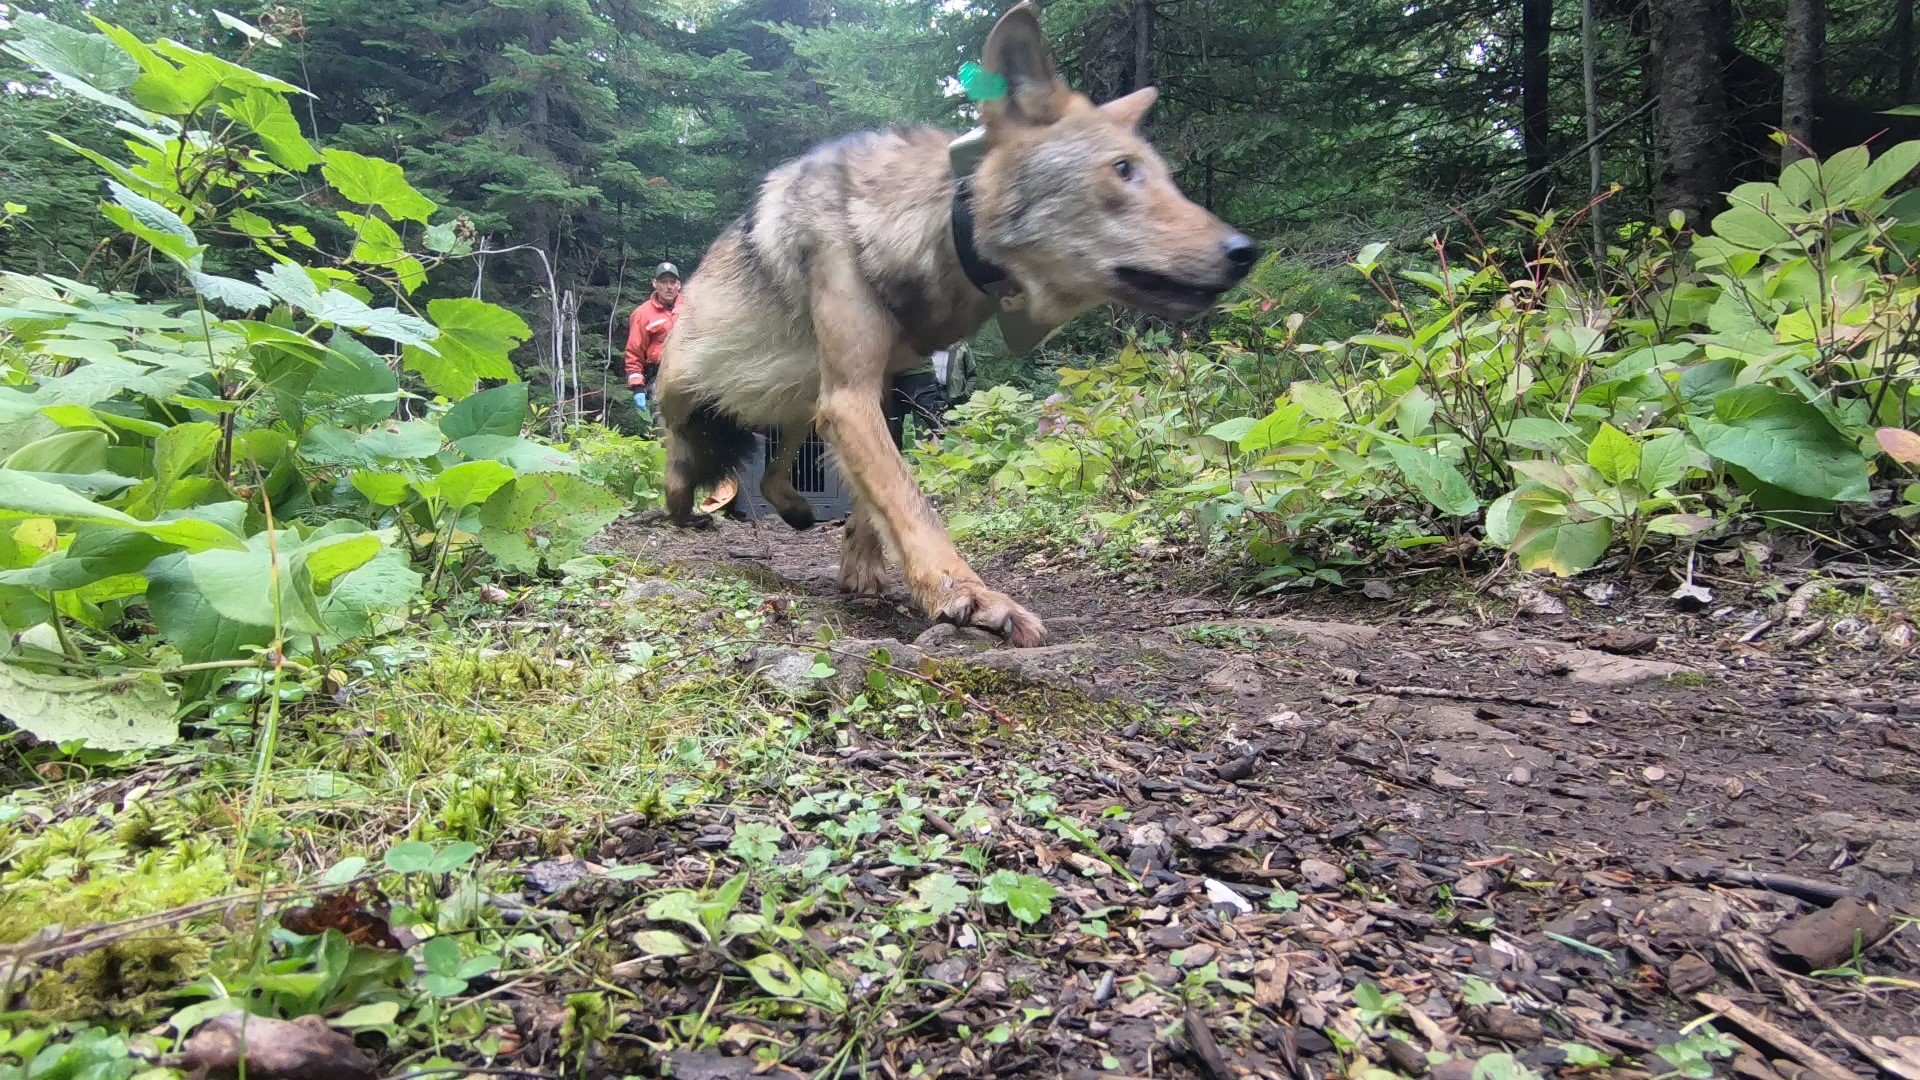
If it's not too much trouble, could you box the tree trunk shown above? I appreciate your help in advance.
[1652,0,1734,227]
[1781,0,1826,166]
[1522,0,1554,211]
[1581,0,1604,264]
[1898,0,1915,102]
[1133,0,1153,91]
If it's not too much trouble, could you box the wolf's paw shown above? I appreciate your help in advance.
[933,580,1046,648]
[837,557,889,597]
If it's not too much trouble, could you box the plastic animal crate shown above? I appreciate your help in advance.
[733,427,856,523]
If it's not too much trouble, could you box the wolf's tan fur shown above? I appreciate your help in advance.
[653,2,1255,647]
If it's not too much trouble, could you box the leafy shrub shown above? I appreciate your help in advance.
[0,13,630,749]
[561,423,667,506]
[921,145,1920,585]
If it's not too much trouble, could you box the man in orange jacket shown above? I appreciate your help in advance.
[623,262,681,428]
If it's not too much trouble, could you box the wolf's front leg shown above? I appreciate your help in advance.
[816,385,1045,647]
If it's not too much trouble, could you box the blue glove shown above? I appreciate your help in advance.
[633,391,650,416]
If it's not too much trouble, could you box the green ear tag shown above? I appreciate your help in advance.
[959,61,1007,104]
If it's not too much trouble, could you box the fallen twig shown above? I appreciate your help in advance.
[1183,1005,1232,1080]
[1665,860,1862,905]
[1695,992,1861,1080]
[1367,683,1577,711]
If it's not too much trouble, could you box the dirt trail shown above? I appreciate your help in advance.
[597,513,1920,1080]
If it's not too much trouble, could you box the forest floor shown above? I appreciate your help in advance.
[577,509,1920,1080]
[8,505,1919,1080]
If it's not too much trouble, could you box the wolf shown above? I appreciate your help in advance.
[652,1,1257,648]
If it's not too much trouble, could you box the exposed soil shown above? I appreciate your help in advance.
[567,512,1920,1080]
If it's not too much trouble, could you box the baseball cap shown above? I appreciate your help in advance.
[653,262,681,280]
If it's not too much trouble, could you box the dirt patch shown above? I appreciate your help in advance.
[585,512,1920,1079]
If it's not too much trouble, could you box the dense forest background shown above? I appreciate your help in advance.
[8,0,1918,410]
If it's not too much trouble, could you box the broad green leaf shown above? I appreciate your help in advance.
[127,421,220,518]
[1853,141,1920,204]
[442,382,530,440]
[1203,416,1257,444]
[333,1003,399,1030]
[5,430,109,474]
[477,474,626,573]
[300,531,384,587]
[1691,386,1870,502]
[1586,424,1640,485]
[221,87,320,170]
[741,952,805,997]
[630,930,690,957]
[257,262,323,311]
[192,271,273,312]
[1288,380,1347,421]
[102,181,204,269]
[1384,444,1480,517]
[0,529,172,592]
[913,873,971,917]
[1645,514,1715,537]
[321,149,437,223]
[438,460,515,510]
[453,435,578,474]
[214,10,281,44]
[1638,433,1692,491]
[310,291,438,349]
[1500,417,1578,451]
[1238,403,1306,453]
[1513,513,1613,576]
[316,548,420,642]
[1354,242,1388,271]
[0,13,139,90]
[351,471,412,506]
[1483,490,1523,547]
[357,420,443,460]
[1395,388,1436,438]
[1709,205,1793,251]
[979,870,1058,925]
[0,470,242,551]
[1349,332,1414,355]
[0,663,179,750]
[384,841,436,873]
[403,299,530,399]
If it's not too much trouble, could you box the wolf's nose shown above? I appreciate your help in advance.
[1223,233,1259,272]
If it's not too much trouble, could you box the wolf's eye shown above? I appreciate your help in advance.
[1113,158,1135,180]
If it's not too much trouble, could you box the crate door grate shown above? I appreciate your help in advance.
[737,427,855,522]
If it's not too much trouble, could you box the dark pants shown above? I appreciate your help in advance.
[885,370,950,451]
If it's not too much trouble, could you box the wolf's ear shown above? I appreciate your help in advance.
[981,2,1069,127]
[1100,86,1157,130]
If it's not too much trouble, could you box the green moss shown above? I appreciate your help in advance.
[0,846,233,945]
[24,935,212,1022]
[930,661,1142,745]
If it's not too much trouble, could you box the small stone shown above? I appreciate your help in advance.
[1383,1036,1430,1076]
[1471,1006,1545,1044]
[1454,870,1494,899]
[1216,755,1259,782]
[1300,858,1346,890]
[1665,953,1717,995]
[1146,925,1196,951]
[926,957,970,985]
[1770,898,1895,972]
[1175,943,1217,968]
[1586,627,1657,655]
[1507,765,1535,785]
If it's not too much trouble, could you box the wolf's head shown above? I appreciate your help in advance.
[968,2,1257,327]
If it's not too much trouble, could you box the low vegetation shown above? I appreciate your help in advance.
[916,168,1920,590]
